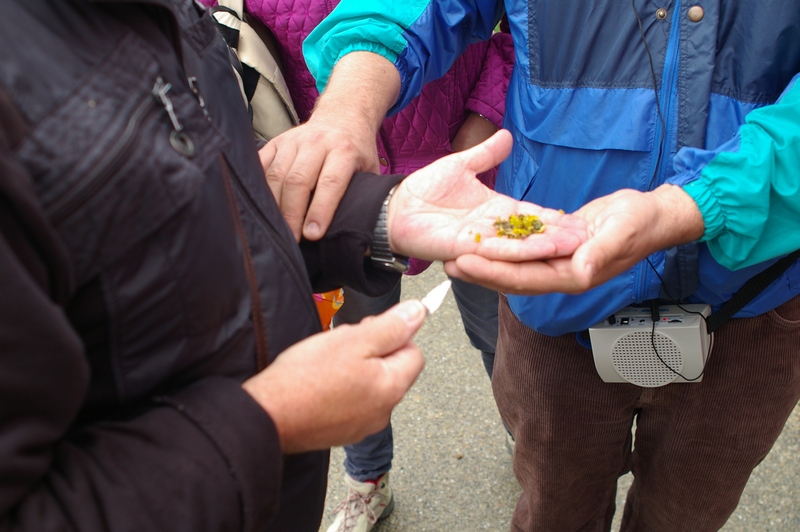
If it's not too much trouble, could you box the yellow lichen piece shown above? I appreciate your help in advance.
[475,233,481,243]
[558,209,565,214]
[493,213,545,239]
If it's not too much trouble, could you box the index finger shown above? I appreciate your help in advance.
[301,149,375,240]
[277,147,328,241]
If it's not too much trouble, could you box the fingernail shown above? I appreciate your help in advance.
[393,300,426,324]
[305,222,320,239]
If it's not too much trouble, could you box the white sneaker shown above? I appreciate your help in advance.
[326,472,394,532]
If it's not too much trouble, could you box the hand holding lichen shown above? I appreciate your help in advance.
[385,130,588,264]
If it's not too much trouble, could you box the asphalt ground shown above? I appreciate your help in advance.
[319,264,800,531]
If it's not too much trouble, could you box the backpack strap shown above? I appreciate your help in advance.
[209,0,299,140]
[209,0,243,47]
[216,0,243,12]
[706,249,800,334]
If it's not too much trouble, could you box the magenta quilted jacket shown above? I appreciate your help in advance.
[206,0,514,273]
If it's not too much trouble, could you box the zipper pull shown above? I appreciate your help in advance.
[152,77,183,132]
[188,76,211,120]
[152,77,196,158]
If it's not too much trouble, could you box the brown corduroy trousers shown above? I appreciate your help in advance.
[493,295,800,532]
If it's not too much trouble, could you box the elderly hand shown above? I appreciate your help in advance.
[443,183,705,295]
[243,299,427,454]
[258,115,379,242]
[258,52,400,242]
[387,129,588,265]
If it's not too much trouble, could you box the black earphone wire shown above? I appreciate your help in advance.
[632,1,707,382]
[632,0,667,192]
[646,258,709,381]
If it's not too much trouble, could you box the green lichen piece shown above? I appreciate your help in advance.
[493,214,545,239]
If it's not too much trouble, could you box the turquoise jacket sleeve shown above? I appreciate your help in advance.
[303,0,503,115]
[670,73,800,271]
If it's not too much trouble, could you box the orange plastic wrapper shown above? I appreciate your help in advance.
[314,288,344,330]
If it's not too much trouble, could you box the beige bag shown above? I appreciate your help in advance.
[209,0,300,141]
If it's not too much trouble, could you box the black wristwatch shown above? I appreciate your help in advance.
[371,185,409,273]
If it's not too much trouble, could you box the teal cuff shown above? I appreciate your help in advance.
[682,178,727,243]
[303,8,410,95]
[313,42,399,93]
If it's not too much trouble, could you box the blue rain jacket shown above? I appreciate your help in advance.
[306,0,800,335]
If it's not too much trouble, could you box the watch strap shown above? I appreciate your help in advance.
[371,185,409,273]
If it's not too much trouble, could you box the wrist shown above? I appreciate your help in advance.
[451,112,499,153]
[242,378,287,452]
[651,184,705,247]
[243,375,310,454]
[316,51,399,132]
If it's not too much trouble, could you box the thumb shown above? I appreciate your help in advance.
[452,129,513,176]
[571,222,632,288]
[355,299,427,393]
[355,299,428,358]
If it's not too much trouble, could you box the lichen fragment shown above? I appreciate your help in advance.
[493,214,545,239]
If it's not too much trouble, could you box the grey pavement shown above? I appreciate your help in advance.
[319,265,800,531]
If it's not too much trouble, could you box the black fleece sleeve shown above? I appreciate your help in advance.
[300,172,405,296]
[0,105,283,532]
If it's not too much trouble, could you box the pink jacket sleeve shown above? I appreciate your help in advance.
[465,29,515,130]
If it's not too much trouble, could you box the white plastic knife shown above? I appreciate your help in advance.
[421,280,452,315]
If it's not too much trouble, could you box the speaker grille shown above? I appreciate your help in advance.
[611,331,683,387]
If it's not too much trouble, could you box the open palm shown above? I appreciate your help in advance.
[388,130,588,263]
[444,184,705,295]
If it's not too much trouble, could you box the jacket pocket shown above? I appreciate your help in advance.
[16,33,225,284]
[526,0,671,90]
[503,76,661,212]
[521,84,657,152]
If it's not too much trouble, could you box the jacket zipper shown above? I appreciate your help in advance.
[656,1,682,184]
[49,93,157,224]
[227,166,315,297]
[637,0,682,301]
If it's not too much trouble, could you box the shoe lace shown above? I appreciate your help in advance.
[331,486,379,531]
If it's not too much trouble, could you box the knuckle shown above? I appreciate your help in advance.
[258,146,276,165]
[317,171,349,191]
[264,164,287,184]
[282,171,311,190]
[280,206,303,225]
